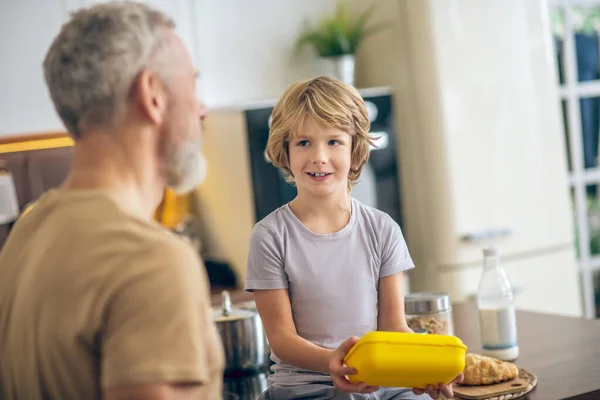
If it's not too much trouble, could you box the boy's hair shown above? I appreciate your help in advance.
[266,76,375,191]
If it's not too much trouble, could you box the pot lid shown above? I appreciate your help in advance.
[213,290,256,322]
[236,300,257,310]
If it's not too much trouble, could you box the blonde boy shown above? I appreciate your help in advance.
[245,77,462,400]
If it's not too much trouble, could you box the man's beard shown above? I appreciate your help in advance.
[164,136,207,195]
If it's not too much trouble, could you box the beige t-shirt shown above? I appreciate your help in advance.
[0,189,224,400]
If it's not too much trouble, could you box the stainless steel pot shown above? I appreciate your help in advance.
[213,291,270,374]
[236,299,272,368]
[224,370,268,400]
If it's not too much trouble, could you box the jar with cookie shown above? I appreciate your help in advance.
[404,292,454,335]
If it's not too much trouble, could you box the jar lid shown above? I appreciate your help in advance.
[405,292,451,314]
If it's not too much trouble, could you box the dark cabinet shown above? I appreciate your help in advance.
[0,146,74,247]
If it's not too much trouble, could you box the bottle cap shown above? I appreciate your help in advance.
[483,247,500,257]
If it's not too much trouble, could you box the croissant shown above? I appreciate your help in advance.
[461,353,519,385]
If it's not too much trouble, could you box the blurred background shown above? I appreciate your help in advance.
[2,0,600,320]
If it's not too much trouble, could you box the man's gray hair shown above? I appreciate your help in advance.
[43,1,175,138]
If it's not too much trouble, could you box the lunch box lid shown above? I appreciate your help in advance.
[344,331,467,361]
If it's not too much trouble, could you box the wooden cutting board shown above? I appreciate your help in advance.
[453,375,531,400]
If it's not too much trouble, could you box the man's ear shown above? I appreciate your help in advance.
[134,69,168,125]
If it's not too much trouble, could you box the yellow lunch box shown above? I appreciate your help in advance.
[344,331,467,388]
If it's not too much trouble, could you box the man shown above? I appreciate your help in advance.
[0,2,224,399]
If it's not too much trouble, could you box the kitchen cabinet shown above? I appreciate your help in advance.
[0,147,73,212]
[390,0,582,317]
[0,145,74,249]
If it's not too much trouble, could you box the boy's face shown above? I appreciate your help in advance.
[288,116,352,197]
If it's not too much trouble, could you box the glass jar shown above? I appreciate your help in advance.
[405,292,454,335]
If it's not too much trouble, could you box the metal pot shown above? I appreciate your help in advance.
[236,299,272,368]
[224,370,268,400]
[213,291,270,374]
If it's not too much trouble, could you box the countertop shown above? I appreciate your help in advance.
[211,290,600,400]
[453,302,600,400]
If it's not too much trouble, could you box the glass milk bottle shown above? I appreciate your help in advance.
[476,247,519,361]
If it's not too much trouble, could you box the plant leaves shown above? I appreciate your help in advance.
[294,0,388,57]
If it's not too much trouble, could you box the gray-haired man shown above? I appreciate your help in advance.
[0,2,224,399]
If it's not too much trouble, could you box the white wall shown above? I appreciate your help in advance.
[193,0,401,108]
[0,0,66,135]
[0,0,398,135]
[351,0,402,90]
[193,0,340,108]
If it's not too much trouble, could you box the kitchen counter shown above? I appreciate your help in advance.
[453,302,600,400]
[211,291,600,400]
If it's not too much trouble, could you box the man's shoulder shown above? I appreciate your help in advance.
[97,231,202,296]
[44,189,180,238]
[108,219,200,270]
[15,189,197,265]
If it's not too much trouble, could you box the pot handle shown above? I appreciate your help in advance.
[221,290,232,316]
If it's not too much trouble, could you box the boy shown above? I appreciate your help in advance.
[245,76,462,400]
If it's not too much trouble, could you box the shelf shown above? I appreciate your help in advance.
[0,131,73,154]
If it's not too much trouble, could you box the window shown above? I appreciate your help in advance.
[550,0,600,318]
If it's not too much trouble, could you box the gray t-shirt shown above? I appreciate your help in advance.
[245,197,414,387]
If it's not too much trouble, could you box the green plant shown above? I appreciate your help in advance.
[587,194,600,256]
[551,7,600,36]
[295,0,388,57]
[571,193,600,258]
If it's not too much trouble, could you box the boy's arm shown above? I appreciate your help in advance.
[377,272,413,332]
[254,289,378,394]
[377,213,415,332]
[247,226,335,371]
[253,289,333,373]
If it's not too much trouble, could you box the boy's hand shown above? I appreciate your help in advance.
[328,336,380,394]
[412,371,464,399]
